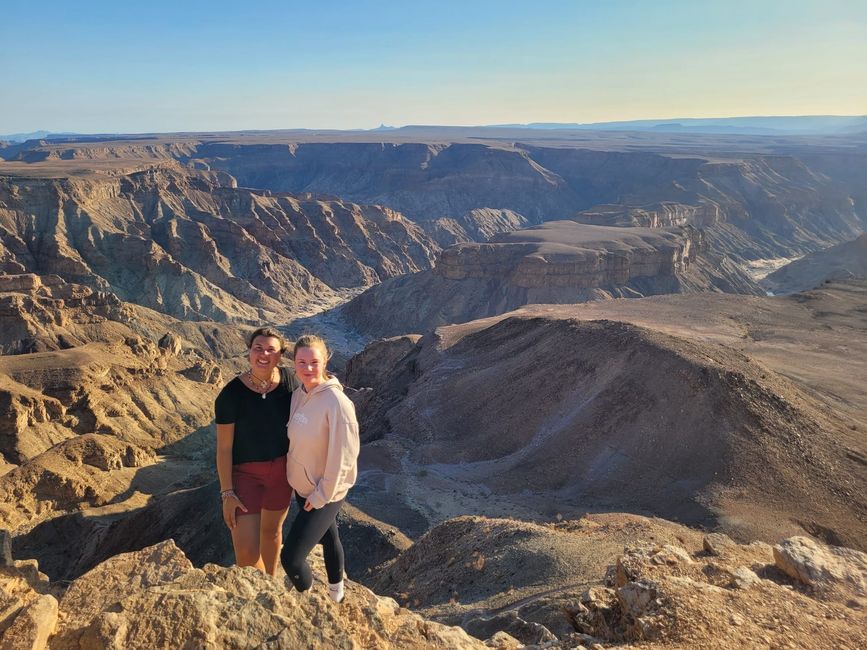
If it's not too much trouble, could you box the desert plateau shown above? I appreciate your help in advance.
[0,122,865,650]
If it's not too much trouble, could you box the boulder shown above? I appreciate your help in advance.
[57,539,193,645]
[702,532,736,556]
[484,630,523,649]
[157,332,183,355]
[0,594,58,650]
[181,360,222,384]
[773,536,867,602]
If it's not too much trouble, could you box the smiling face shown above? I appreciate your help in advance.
[248,335,282,378]
[294,345,328,391]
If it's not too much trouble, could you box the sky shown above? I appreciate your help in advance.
[2,0,866,133]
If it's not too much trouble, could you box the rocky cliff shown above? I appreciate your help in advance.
[0,164,439,323]
[342,222,762,339]
[6,137,863,260]
[0,335,226,527]
[181,141,866,259]
[572,201,720,229]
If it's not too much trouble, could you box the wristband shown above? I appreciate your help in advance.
[220,489,237,501]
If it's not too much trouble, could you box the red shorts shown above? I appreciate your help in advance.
[232,457,293,516]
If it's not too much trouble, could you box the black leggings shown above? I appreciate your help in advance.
[280,492,344,591]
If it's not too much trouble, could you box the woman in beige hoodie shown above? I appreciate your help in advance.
[280,335,359,603]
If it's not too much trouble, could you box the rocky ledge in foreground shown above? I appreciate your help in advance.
[2,521,865,649]
[0,539,486,650]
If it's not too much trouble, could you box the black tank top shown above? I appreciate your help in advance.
[214,367,298,464]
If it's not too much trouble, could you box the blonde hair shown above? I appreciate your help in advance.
[293,334,331,360]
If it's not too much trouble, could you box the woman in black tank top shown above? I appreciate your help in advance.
[215,326,299,575]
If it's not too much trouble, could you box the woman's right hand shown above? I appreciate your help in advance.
[222,494,248,529]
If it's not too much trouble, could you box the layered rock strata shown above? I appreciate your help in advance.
[0,165,438,322]
[183,140,867,259]
[572,201,721,229]
[8,137,863,258]
[0,336,228,527]
[0,273,135,354]
[343,221,762,338]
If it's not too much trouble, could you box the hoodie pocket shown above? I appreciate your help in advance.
[286,454,317,496]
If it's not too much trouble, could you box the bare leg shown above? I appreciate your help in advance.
[231,513,266,571]
[259,506,290,576]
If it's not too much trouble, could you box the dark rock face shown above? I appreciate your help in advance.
[13,482,231,582]
[337,503,413,580]
[342,222,762,339]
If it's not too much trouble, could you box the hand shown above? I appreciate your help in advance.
[303,499,315,512]
[222,495,248,529]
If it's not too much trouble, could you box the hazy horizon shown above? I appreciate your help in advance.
[4,114,867,141]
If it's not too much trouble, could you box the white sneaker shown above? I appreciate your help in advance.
[328,581,345,603]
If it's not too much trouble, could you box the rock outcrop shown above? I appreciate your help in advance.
[0,540,488,650]
[0,274,135,354]
[773,536,866,605]
[572,201,721,229]
[0,269,256,359]
[564,535,867,649]
[367,514,866,649]
[342,221,762,339]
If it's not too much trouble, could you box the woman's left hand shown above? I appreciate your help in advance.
[303,499,315,511]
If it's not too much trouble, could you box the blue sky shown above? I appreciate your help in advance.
[2,0,865,133]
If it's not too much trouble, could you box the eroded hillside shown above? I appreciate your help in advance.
[346,284,867,550]
[0,164,438,322]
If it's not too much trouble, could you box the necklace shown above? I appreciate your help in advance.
[245,370,273,399]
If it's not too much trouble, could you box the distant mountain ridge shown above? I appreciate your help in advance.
[5,115,866,142]
[490,115,867,135]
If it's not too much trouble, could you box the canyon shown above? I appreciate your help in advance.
[341,221,763,338]
[0,129,864,648]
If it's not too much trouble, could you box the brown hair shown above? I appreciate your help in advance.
[293,334,330,361]
[246,327,288,353]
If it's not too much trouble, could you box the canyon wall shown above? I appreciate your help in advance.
[179,141,866,259]
[0,165,439,323]
[342,222,762,338]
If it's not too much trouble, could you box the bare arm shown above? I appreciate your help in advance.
[216,422,247,527]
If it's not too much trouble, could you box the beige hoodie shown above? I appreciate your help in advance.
[285,377,360,509]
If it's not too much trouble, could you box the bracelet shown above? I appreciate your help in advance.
[220,489,237,501]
